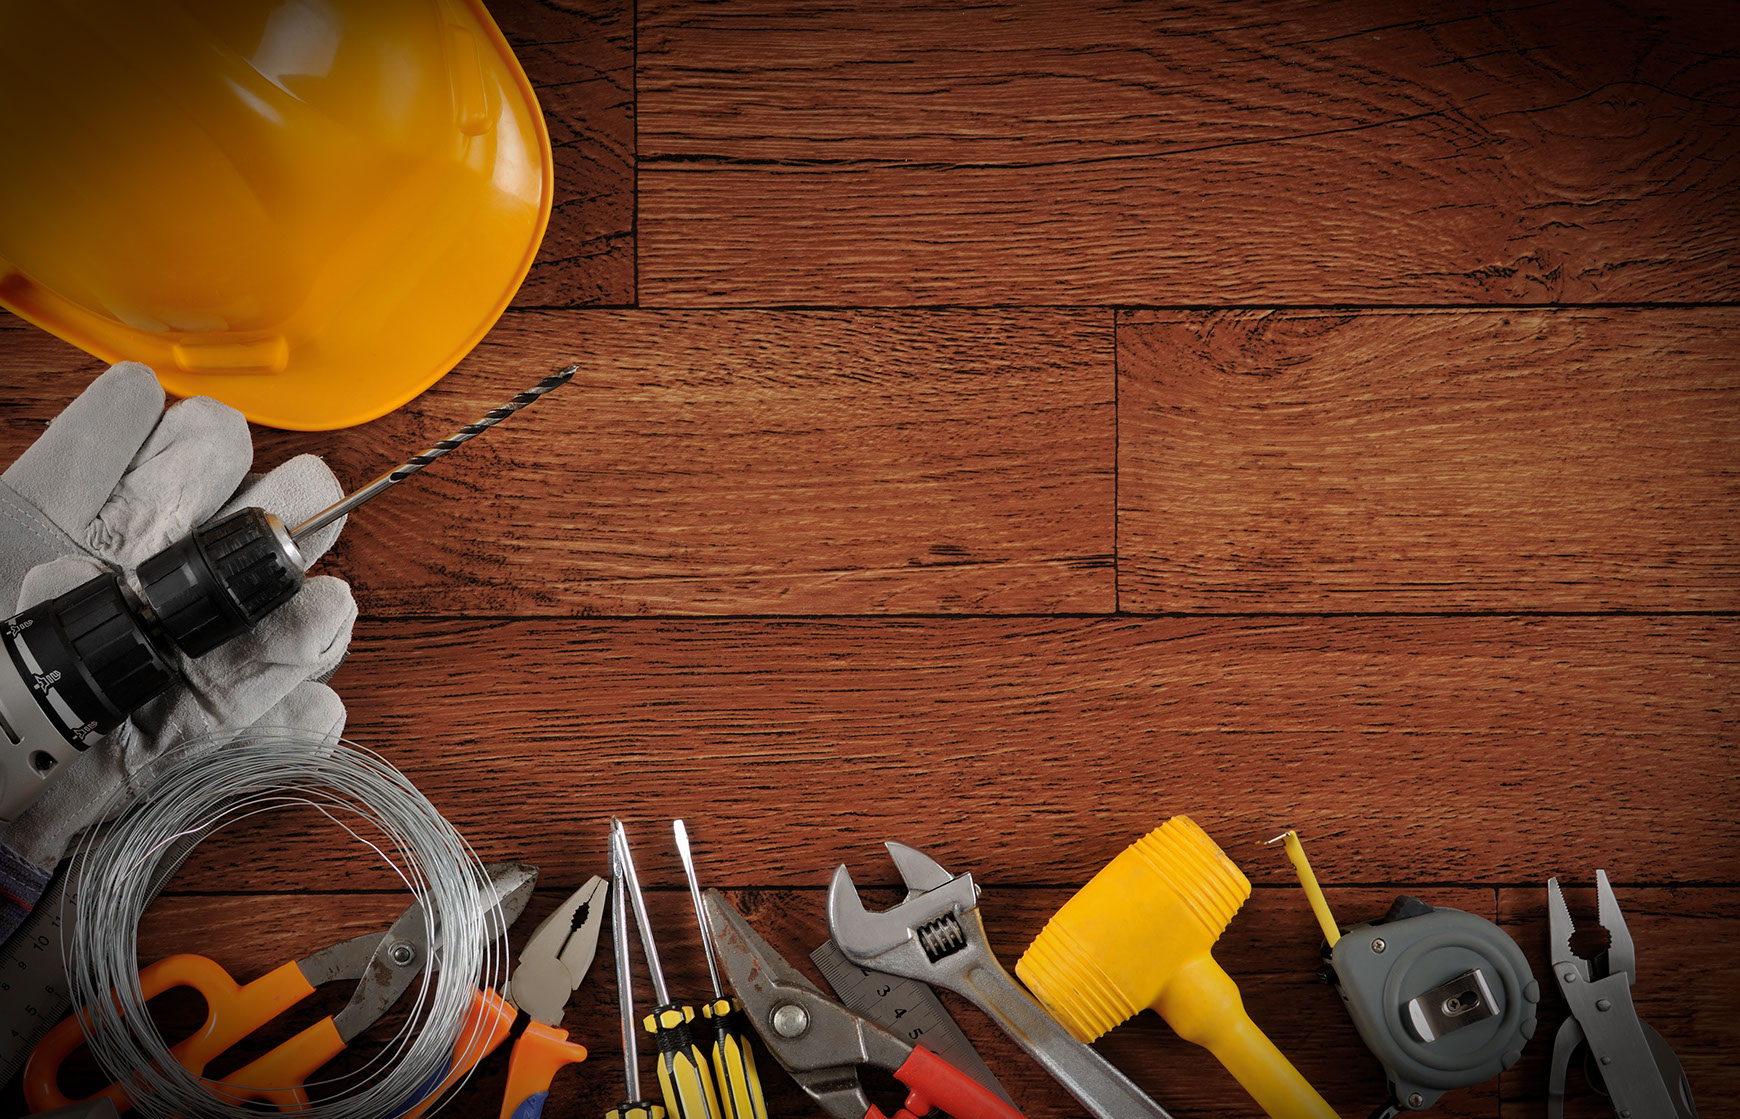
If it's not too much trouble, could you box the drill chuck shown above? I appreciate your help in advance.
[139,508,304,657]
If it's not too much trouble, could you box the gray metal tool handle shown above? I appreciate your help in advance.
[941,933,1172,1119]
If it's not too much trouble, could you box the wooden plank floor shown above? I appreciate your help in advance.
[2,1,1736,1116]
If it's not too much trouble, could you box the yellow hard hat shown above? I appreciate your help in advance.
[0,0,552,430]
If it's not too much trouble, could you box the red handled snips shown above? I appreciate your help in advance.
[701,890,1025,1119]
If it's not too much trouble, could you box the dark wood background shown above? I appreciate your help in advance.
[2,1,1736,1116]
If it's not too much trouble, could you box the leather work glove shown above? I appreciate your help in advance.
[0,363,357,939]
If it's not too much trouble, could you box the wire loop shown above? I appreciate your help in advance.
[62,728,505,1118]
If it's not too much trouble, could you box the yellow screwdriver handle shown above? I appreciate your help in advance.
[644,1005,722,1119]
[702,997,768,1119]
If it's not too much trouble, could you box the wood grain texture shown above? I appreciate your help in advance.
[638,0,1740,305]
[1,0,1736,1112]
[1,310,1117,614]
[1119,308,1740,612]
[134,615,1738,891]
[493,0,636,307]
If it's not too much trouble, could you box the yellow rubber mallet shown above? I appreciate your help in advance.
[1015,816,1338,1119]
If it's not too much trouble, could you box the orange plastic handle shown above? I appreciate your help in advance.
[399,987,518,1118]
[499,1021,589,1118]
[24,953,316,1113]
[205,1016,346,1110]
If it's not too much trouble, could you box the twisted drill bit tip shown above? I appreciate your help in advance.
[290,365,577,542]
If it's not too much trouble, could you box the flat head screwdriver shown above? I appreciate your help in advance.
[611,819,722,1119]
[673,820,768,1119]
[609,839,666,1119]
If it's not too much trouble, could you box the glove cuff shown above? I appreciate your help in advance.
[0,842,55,945]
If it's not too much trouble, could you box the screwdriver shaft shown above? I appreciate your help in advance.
[612,819,722,1119]
[611,819,672,1005]
[290,365,576,543]
[672,820,724,997]
[673,821,770,1119]
[612,842,643,1104]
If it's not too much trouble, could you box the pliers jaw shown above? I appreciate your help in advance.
[309,860,537,1044]
[1548,870,1637,986]
[703,890,914,1119]
[1546,871,1696,1119]
[508,875,609,1027]
[1594,870,1637,982]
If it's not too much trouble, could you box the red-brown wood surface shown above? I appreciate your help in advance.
[0,1,1735,1117]
[1119,308,1740,612]
[638,0,1740,305]
[499,0,636,307]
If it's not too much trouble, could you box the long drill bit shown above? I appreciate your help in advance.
[291,365,577,543]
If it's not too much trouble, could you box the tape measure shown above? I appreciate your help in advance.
[812,939,1012,1104]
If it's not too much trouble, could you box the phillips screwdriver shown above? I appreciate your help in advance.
[609,838,666,1119]
[0,368,574,820]
[611,819,722,1119]
[672,820,768,1119]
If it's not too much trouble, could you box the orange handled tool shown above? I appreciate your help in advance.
[27,953,322,1113]
[494,876,606,1118]
[375,875,605,1118]
[395,987,521,1119]
[25,862,536,1114]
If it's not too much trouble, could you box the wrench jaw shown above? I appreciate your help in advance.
[828,845,1178,1119]
[827,859,983,978]
[886,841,959,897]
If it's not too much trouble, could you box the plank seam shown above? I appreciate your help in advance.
[348,610,1740,623]
[499,301,1740,313]
[1113,306,1121,617]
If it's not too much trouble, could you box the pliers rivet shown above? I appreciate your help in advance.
[771,1002,810,1039]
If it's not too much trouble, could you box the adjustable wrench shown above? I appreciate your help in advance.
[827,842,1173,1119]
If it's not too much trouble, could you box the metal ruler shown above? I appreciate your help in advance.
[0,836,193,1087]
[0,852,86,1087]
[812,939,1013,1105]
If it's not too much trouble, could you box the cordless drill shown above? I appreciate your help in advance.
[0,368,573,820]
